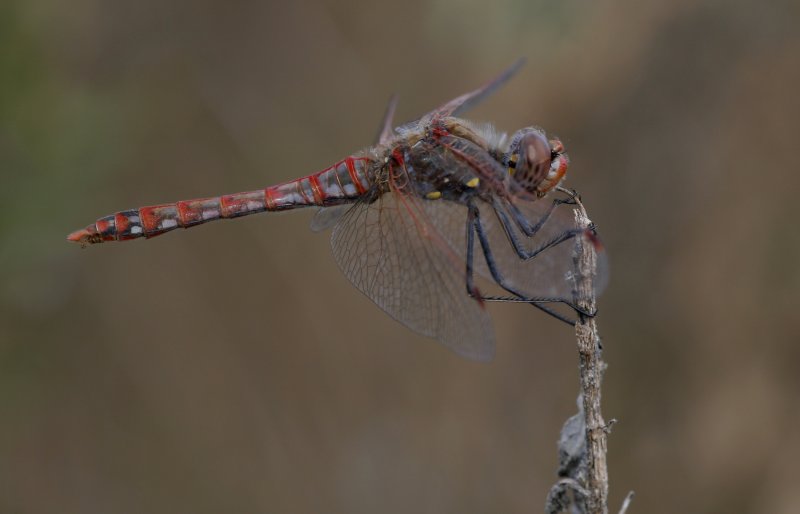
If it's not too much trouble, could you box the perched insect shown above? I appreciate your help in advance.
[68,60,606,361]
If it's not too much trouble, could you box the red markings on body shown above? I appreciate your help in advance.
[139,205,171,235]
[114,213,135,240]
[220,195,235,217]
[331,164,346,195]
[308,174,326,204]
[295,180,312,204]
[66,226,96,244]
[264,187,277,210]
[177,199,206,225]
[554,155,568,181]
[345,158,367,194]
[95,217,116,241]
[354,157,371,187]
[221,194,257,218]
[431,126,450,138]
[390,149,404,165]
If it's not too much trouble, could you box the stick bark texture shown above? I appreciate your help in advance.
[573,199,609,514]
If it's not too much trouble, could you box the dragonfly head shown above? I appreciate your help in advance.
[505,128,568,197]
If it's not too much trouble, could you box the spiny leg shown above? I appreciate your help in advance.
[464,200,593,324]
[491,193,599,319]
[492,199,584,262]
[498,187,578,238]
[465,201,478,298]
[493,192,601,307]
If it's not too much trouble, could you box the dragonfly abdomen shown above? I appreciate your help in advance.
[308,155,374,200]
[67,156,375,245]
[67,193,271,245]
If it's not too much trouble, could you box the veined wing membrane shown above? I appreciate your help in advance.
[329,191,495,361]
[422,189,606,303]
[403,134,579,301]
[429,59,525,119]
[310,205,351,232]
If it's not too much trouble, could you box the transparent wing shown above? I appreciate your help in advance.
[310,205,351,232]
[375,94,399,145]
[394,59,525,138]
[422,191,608,302]
[480,194,593,300]
[329,191,495,361]
[395,132,601,303]
[429,58,525,119]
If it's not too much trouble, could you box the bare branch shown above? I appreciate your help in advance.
[572,197,610,514]
[547,196,614,514]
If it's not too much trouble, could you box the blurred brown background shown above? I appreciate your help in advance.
[2,0,799,512]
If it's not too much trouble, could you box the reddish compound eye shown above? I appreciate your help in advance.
[507,128,552,193]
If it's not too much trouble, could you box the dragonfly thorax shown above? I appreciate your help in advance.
[505,127,568,197]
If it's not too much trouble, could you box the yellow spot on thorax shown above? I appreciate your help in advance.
[465,177,480,188]
[426,191,442,200]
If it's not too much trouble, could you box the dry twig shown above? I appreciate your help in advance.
[573,198,609,514]
[546,196,619,514]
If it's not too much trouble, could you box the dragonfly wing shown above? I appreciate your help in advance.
[422,191,607,303]
[375,94,399,145]
[430,58,525,119]
[329,191,495,361]
[481,192,607,300]
[397,133,605,305]
[310,205,352,232]
[417,198,499,290]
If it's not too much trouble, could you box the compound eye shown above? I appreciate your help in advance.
[513,132,551,192]
[526,135,552,178]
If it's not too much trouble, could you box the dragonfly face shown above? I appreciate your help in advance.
[506,128,569,197]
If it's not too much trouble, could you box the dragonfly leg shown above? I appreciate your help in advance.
[465,200,481,299]
[466,201,596,323]
[555,185,581,203]
[500,189,579,238]
[493,200,585,262]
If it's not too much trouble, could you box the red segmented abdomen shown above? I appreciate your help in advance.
[67,156,377,246]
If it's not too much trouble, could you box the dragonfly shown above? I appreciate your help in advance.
[67,59,606,361]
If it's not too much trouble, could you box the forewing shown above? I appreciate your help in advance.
[423,191,608,302]
[329,191,495,361]
[399,133,605,306]
[375,94,399,145]
[480,194,584,300]
[429,59,525,119]
[497,194,607,298]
